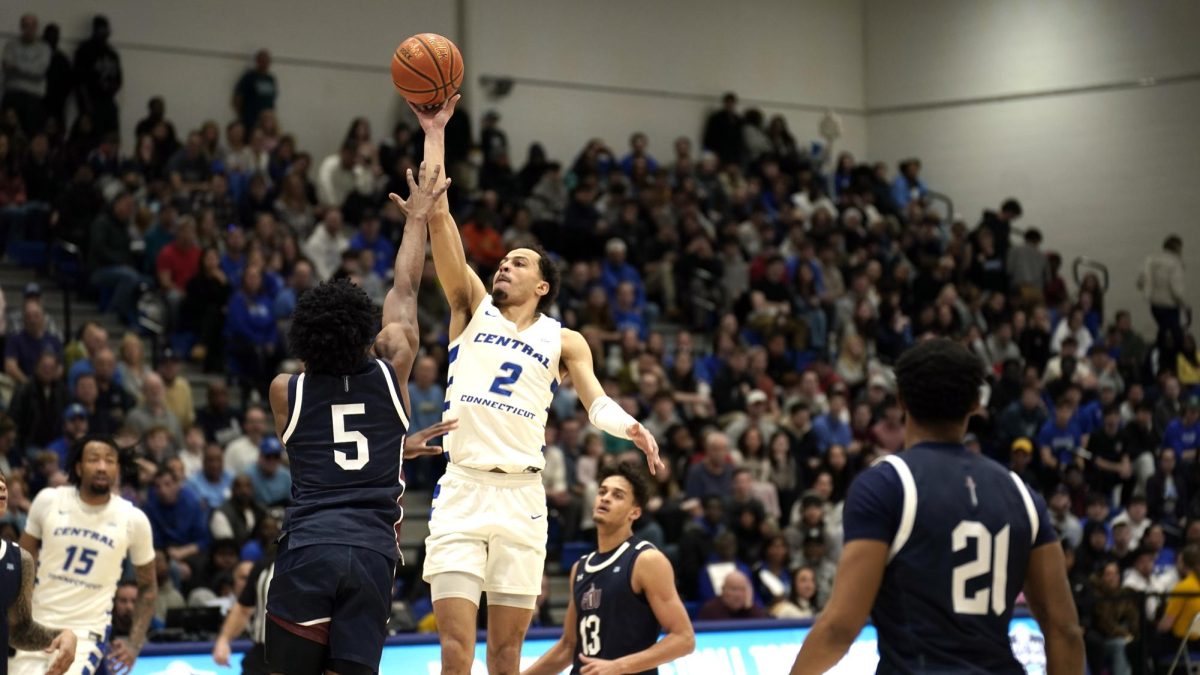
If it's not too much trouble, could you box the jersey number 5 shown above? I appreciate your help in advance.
[332,404,369,470]
[951,521,1011,616]
[579,615,602,656]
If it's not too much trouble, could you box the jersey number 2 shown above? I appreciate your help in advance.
[579,615,602,656]
[488,362,524,397]
[951,521,1011,616]
[332,404,369,470]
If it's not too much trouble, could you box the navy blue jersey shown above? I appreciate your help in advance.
[844,443,1056,674]
[280,359,409,561]
[1,538,20,674]
[571,537,661,675]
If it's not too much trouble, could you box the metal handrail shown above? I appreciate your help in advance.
[1073,256,1110,292]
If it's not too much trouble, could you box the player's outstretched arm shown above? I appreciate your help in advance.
[1023,543,1085,674]
[9,548,77,675]
[213,601,253,667]
[522,562,581,675]
[581,549,694,674]
[403,94,487,336]
[790,540,888,675]
[562,329,665,475]
[378,162,451,403]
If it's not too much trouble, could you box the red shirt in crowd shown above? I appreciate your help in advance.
[156,242,202,290]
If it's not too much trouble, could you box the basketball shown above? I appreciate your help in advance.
[391,33,463,108]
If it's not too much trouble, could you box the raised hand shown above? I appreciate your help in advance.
[387,161,451,222]
[627,422,665,476]
[403,419,459,459]
[407,93,461,134]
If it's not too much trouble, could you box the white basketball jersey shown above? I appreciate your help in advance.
[444,295,561,472]
[24,487,155,635]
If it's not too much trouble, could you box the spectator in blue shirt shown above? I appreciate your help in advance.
[618,132,659,178]
[406,355,444,434]
[273,259,314,320]
[405,355,445,487]
[219,224,249,286]
[4,298,63,385]
[46,403,89,470]
[1038,397,1084,473]
[1077,381,1120,436]
[144,467,211,561]
[890,158,928,210]
[599,238,645,308]
[812,391,852,454]
[248,436,291,506]
[187,443,232,511]
[611,281,648,341]
[1163,397,1200,464]
[226,265,280,398]
[348,212,394,280]
[686,431,733,500]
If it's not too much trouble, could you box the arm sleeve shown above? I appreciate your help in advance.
[842,462,903,544]
[128,507,157,566]
[24,489,53,539]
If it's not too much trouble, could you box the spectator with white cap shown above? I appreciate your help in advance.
[724,389,778,443]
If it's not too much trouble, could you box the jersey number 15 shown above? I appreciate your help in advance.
[951,521,1011,616]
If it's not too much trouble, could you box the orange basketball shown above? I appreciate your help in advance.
[391,33,463,108]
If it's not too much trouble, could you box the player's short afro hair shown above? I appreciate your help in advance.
[288,278,378,375]
[895,337,985,424]
[598,459,652,509]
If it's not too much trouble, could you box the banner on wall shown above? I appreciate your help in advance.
[130,618,1046,675]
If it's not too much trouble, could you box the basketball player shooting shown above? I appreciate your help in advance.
[392,94,663,675]
[263,164,456,675]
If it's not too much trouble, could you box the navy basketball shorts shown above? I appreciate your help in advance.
[266,542,396,671]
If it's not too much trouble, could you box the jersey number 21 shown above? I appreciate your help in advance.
[951,521,1010,616]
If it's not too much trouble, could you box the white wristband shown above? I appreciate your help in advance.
[588,396,636,439]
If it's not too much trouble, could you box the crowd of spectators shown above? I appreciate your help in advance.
[3,11,1200,672]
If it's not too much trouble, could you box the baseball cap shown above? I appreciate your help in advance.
[1011,438,1034,454]
[64,403,88,421]
[160,347,180,363]
[260,437,283,456]
[1185,395,1200,411]
[747,390,768,406]
[869,374,892,391]
[23,282,42,298]
[963,433,980,446]
[800,491,824,511]
[803,526,826,544]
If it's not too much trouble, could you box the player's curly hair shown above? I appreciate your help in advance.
[895,337,985,424]
[288,278,378,375]
[598,459,651,508]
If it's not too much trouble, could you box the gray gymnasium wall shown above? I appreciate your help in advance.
[7,0,869,175]
[864,0,1200,332]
